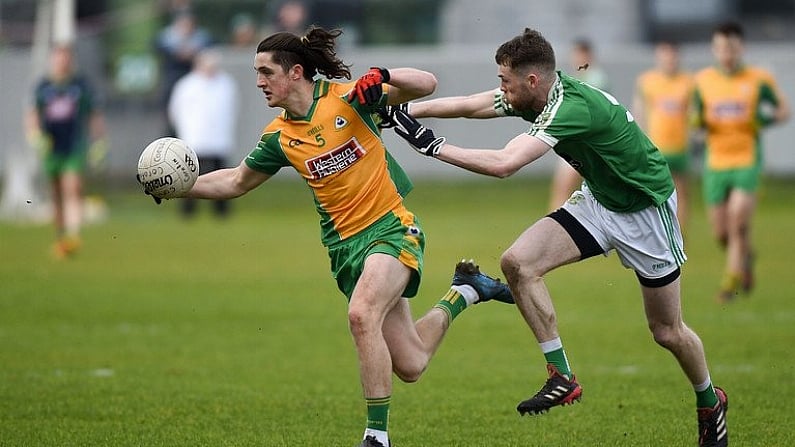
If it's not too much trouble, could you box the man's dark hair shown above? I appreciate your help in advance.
[714,21,744,40]
[256,26,351,80]
[495,28,556,74]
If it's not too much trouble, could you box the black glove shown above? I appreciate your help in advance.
[376,103,411,129]
[136,174,162,205]
[392,109,446,157]
[347,67,390,106]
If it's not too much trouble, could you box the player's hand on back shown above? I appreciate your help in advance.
[347,67,390,106]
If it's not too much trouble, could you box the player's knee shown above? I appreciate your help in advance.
[649,323,681,350]
[393,362,425,383]
[501,249,543,284]
[347,306,377,340]
[500,249,524,281]
[735,222,749,238]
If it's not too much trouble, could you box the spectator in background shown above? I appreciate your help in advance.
[25,43,107,259]
[266,0,310,35]
[633,41,694,233]
[546,37,611,211]
[163,0,192,16]
[168,48,238,219]
[155,9,212,135]
[693,21,790,303]
[229,13,258,48]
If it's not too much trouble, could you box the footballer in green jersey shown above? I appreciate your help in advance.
[388,27,728,447]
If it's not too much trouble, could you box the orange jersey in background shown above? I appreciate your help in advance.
[636,70,694,153]
[694,65,784,170]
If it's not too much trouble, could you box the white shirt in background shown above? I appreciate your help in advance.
[168,69,238,158]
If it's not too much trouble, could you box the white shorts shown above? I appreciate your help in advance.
[560,184,686,279]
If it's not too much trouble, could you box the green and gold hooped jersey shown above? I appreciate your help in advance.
[245,80,413,246]
[530,71,674,213]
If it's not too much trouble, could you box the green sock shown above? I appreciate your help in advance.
[434,289,467,323]
[543,348,572,379]
[366,396,390,432]
[695,383,719,408]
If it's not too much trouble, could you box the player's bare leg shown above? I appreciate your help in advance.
[51,177,65,238]
[709,189,756,301]
[501,218,580,349]
[726,189,756,294]
[354,254,512,446]
[500,217,584,414]
[62,172,83,237]
[348,253,407,447]
[348,256,405,395]
[641,278,727,445]
[383,297,448,383]
[641,278,710,385]
[53,172,83,258]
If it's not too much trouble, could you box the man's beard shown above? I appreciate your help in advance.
[508,94,534,112]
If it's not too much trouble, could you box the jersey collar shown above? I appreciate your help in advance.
[284,80,331,121]
[548,71,563,102]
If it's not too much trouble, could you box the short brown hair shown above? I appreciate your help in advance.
[495,28,556,74]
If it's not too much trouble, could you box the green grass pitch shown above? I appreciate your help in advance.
[1,177,793,446]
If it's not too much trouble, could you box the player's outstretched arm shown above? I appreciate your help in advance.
[392,109,551,178]
[436,133,552,178]
[185,161,270,200]
[410,89,501,119]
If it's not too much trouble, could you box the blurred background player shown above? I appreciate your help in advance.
[569,37,610,90]
[154,8,213,136]
[547,37,611,211]
[264,0,310,36]
[633,40,694,232]
[168,47,238,218]
[693,21,790,302]
[25,43,107,258]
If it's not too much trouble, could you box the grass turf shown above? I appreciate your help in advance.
[1,177,793,446]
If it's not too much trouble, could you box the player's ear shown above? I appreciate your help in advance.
[290,64,304,81]
[526,72,538,88]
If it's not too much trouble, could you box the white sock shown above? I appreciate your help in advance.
[364,428,389,446]
[539,337,564,353]
[451,284,478,306]
[694,375,712,392]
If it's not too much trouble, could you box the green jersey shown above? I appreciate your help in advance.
[527,71,674,213]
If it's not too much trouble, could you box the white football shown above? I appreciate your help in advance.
[137,137,199,199]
